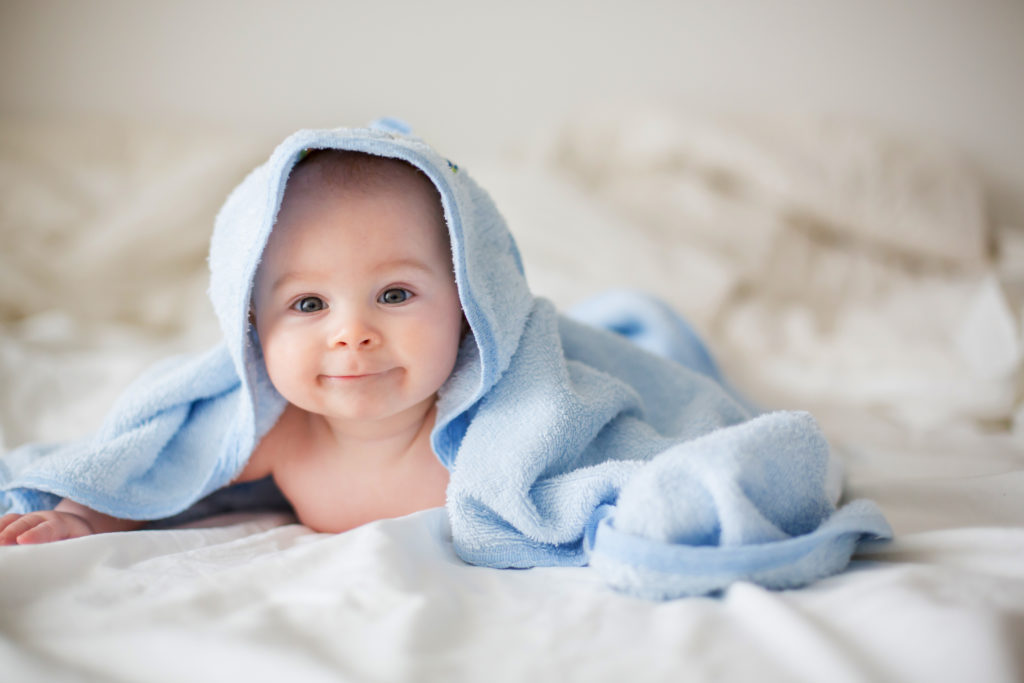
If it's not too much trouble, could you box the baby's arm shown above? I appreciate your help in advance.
[0,499,143,545]
[230,405,293,486]
[1,409,293,546]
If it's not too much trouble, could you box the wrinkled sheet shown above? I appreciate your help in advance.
[1,482,1022,683]
[1,116,1022,682]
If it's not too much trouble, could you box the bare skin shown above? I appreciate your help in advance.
[0,399,447,544]
[0,151,462,546]
[237,401,450,534]
[0,500,142,544]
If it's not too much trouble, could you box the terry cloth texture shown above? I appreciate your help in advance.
[0,122,891,598]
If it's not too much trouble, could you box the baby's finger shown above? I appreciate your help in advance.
[0,513,26,544]
[0,513,44,545]
[13,518,61,544]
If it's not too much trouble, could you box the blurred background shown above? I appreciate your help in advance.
[1,0,1022,446]
[2,0,1022,221]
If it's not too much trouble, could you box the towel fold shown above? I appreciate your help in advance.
[1,122,890,598]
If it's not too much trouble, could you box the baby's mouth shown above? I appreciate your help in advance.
[319,368,397,382]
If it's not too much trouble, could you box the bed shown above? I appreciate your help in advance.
[1,110,1022,682]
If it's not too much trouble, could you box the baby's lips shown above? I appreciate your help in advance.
[320,367,397,380]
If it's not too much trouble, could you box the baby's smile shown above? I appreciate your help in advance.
[319,368,400,382]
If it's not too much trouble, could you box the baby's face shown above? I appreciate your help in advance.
[253,171,463,429]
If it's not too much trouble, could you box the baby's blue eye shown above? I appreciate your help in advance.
[293,296,326,313]
[378,288,411,305]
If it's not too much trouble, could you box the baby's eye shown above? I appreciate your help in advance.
[378,288,412,305]
[292,296,326,313]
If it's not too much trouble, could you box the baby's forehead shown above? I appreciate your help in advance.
[285,150,431,201]
[270,150,450,254]
[282,150,445,227]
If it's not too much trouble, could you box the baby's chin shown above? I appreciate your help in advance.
[306,392,440,433]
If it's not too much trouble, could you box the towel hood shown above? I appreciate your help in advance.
[207,121,534,458]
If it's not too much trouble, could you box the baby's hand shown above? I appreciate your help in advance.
[0,510,96,545]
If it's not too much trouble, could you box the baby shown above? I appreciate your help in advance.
[0,123,889,597]
[0,151,459,543]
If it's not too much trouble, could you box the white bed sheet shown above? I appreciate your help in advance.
[2,499,1021,683]
[1,115,1022,683]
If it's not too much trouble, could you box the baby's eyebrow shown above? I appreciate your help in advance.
[269,272,308,292]
[372,258,437,276]
[270,259,438,292]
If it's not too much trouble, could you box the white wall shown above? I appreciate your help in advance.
[2,0,1022,220]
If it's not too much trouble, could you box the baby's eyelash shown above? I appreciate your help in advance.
[378,288,413,305]
[291,296,326,313]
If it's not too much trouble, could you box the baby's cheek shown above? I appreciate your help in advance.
[423,335,462,389]
[261,329,304,383]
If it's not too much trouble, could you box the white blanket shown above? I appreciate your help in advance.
[2,495,1021,682]
[1,114,1022,682]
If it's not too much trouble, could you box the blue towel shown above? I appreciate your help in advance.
[0,121,891,598]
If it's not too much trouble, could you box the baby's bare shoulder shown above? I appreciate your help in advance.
[235,404,311,482]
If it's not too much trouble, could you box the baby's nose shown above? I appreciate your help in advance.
[329,316,380,349]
